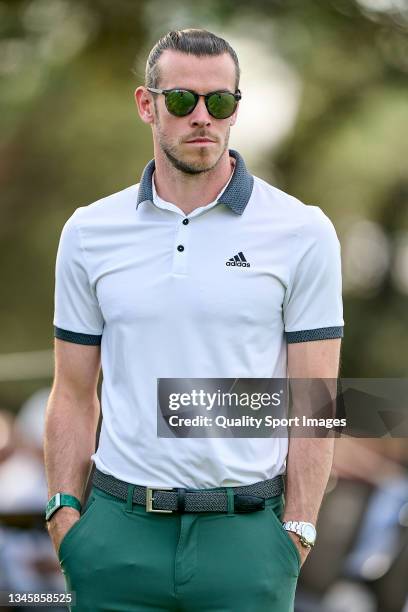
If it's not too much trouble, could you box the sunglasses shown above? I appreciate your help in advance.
[147,87,241,119]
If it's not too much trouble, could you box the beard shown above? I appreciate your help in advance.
[155,116,230,175]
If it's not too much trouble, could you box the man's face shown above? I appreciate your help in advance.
[150,50,238,175]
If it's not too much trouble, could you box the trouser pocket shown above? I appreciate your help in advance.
[267,498,301,575]
[57,493,97,563]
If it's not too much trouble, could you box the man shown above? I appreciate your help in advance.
[44,28,343,612]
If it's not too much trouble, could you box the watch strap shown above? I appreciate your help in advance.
[283,520,302,535]
[45,493,82,521]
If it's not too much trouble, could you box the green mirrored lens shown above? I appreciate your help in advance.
[165,90,197,116]
[207,93,236,119]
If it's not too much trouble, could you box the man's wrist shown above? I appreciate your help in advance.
[46,506,80,527]
[45,493,82,522]
[282,520,317,548]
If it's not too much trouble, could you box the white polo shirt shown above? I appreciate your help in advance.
[53,149,344,488]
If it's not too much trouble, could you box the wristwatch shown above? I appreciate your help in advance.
[282,521,317,548]
[45,493,82,521]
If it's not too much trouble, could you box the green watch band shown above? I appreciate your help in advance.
[45,493,82,521]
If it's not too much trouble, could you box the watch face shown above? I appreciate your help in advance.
[302,524,316,543]
[45,493,61,520]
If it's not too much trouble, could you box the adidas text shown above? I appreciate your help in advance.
[226,261,250,267]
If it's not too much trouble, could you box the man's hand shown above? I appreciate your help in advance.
[286,531,312,568]
[46,506,81,556]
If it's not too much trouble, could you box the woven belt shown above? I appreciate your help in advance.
[92,467,284,514]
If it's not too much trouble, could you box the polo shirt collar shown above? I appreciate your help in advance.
[136,149,254,215]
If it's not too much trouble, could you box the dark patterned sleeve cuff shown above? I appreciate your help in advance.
[285,326,344,344]
[54,326,102,345]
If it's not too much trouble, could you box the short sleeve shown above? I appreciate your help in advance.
[283,206,344,343]
[53,211,104,345]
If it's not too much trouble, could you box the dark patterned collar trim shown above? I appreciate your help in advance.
[136,149,253,215]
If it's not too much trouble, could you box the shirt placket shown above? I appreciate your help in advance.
[172,216,191,276]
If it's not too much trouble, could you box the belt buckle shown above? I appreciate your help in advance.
[146,487,174,513]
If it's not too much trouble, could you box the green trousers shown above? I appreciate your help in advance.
[58,483,301,611]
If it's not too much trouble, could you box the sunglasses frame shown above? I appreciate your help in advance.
[147,87,242,119]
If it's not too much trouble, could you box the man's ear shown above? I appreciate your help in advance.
[229,111,238,127]
[134,86,155,125]
[229,102,239,127]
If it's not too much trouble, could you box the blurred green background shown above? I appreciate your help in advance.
[1,0,408,411]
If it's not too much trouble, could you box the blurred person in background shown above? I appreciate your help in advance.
[333,439,408,587]
[0,408,15,593]
[0,389,65,607]
[0,388,49,513]
[0,409,15,467]
[294,437,408,611]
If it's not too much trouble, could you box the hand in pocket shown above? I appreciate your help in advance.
[47,507,81,556]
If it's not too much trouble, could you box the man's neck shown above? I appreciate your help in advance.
[153,149,235,215]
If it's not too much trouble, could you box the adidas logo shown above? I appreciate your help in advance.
[226,251,251,267]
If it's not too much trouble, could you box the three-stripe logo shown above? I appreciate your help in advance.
[226,252,250,267]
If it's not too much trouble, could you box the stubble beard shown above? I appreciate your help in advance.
[155,116,230,176]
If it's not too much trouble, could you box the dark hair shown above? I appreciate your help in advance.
[145,29,240,90]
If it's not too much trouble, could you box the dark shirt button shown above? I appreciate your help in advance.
[177,245,185,252]
[182,218,189,225]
